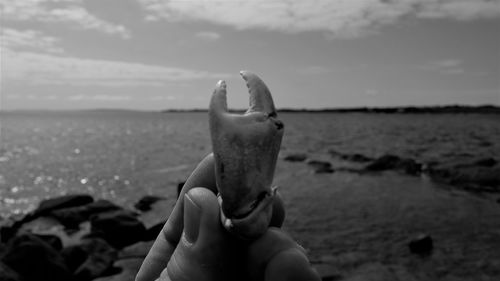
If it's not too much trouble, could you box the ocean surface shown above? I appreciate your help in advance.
[0,111,499,217]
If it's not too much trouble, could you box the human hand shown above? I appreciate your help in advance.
[135,154,320,281]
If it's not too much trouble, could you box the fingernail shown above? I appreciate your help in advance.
[184,194,201,243]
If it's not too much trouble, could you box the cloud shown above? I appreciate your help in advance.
[419,59,465,75]
[138,0,500,37]
[1,0,130,38]
[194,31,221,41]
[2,48,232,87]
[1,28,64,53]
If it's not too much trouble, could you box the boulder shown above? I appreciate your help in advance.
[284,153,308,162]
[1,234,72,281]
[134,196,166,212]
[90,211,147,249]
[408,234,433,256]
[61,245,89,273]
[365,155,422,175]
[177,182,185,198]
[72,238,118,281]
[50,200,122,229]
[473,157,497,167]
[143,221,165,241]
[33,234,63,251]
[0,262,21,281]
[328,149,372,163]
[33,194,94,217]
[428,165,500,193]
[342,153,372,163]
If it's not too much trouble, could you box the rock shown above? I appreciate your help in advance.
[61,245,89,273]
[1,234,72,281]
[342,153,372,163]
[365,154,422,175]
[474,157,497,167]
[328,149,372,163]
[408,234,433,256]
[177,182,185,198]
[33,234,63,251]
[50,200,122,229]
[0,220,21,243]
[134,196,166,212]
[0,262,21,281]
[307,160,334,174]
[72,238,118,281]
[284,153,308,162]
[428,165,500,193]
[33,194,94,217]
[92,258,144,281]
[90,211,147,249]
[143,221,165,241]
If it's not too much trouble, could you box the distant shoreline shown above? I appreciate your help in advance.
[1,105,499,114]
[161,105,500,114]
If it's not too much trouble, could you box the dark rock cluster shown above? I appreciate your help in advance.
[0,194,167,281]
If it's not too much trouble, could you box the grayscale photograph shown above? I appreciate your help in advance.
[0,0,499,280]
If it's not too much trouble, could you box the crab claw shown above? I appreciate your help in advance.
[209,71,284,240]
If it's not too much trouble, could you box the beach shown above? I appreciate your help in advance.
[1,111,500,280]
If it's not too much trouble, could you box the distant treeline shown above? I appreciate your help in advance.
[162,105,500,114]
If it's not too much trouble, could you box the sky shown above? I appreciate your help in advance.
[0,0,499,110]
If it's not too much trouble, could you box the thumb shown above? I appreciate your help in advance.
[183,191,202,244]
[166,187,236,281]
[183,187,221,245]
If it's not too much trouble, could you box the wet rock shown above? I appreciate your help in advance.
[328,149,372,163]
[134,196,166,212]
[284,153,308,162]
[177,181,186,198]
[474,157,497,167]
[1,234,72,281]
[408,234,433,256]
[365,154,422,175]
[0,262,21,281]
[90,211,147,249]
[50,200,122,229]
[72,238,118,281]
[61,245,89,273]
[33,194,94,217]
[342,153,372,163]
[428,165,500,193]
[143,221,165,241]
[0,220,21,243]
[307,160,334,174]
[33,234,63,251]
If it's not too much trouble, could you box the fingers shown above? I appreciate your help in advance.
[166,188,236,281]
[246,228,320,281]
[181,188,221,246]
[136,154,216,281]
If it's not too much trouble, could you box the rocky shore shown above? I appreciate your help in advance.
[0,191,177,281]
[1,151,499,281]
[285,150,500,196]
